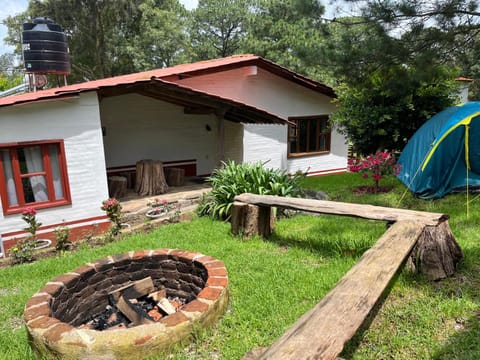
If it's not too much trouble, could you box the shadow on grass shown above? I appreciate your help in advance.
[268,214,385,260]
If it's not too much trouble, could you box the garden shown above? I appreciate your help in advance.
[0,162,479,359]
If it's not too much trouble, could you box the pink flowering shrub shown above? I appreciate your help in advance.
[101,198,122,234]
[348,151,401,192]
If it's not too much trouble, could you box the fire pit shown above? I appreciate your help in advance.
[24,249,229,359]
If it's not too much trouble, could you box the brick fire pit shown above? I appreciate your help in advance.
[24,249,229,359]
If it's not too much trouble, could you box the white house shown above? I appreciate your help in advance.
[0,54,347,253]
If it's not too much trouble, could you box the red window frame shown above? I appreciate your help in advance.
[0,140,71,215]
[288,115,331,157]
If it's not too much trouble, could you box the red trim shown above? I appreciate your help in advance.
[0,140,71,215]
[107,159,197,177]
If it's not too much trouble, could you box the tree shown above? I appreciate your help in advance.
[189,0,251,60]
[0,53,23,92]
[243,0,326,78]
[128,0,189,70]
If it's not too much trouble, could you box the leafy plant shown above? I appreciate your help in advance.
[348,151,401,193]
[21,207,42,241]
[8,237,35,264]
[54,225,72,251]
[198,161,304,219]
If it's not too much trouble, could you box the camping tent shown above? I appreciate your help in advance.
[397,102,480,199]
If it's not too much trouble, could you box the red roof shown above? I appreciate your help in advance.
[0,54,334,108]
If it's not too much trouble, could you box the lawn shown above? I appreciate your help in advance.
[1,173,479,359]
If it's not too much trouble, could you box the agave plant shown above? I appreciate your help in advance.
[197,161,304,219]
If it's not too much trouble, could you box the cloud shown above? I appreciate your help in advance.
[0,0,28,55]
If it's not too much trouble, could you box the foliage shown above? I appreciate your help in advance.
[330,64,458,154]
[101,198,123,235]
[189,0,250,60]
[348,151,401,192]
[54,225,71,252]
[7,237,35,264]
[197,160,304,219]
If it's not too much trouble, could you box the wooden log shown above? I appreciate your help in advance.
[406,221,464,280]
[135,159,168,196]
[231,202,274,238]
[257,220,425,360]
[234,193,448,226]
[165,167,185,186]
[108,277,154,302]
[116,296,154,326]
[108,176,127,199]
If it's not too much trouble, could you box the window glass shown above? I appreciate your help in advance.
[1,149,18,206]
[48,144,64,199]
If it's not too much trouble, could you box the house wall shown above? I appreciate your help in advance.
[100,94,218,175]
[0,92,109,243]
[224,121,244,164]
[175,66,348,175]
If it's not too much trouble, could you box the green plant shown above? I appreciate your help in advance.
[8,237,35,264]
[21,207,42,241]
[101,198,123,235]
[197,160,304,219]
[54,225,72,251]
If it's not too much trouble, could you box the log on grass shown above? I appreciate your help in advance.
[255,220,426,360]
[234,193,448,226]
[407,221,464,280]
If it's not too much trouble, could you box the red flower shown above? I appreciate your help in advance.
[22,208,36,217]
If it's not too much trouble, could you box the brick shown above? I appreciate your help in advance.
[131,250,151,261]
[26,294,51,308]
[43,323,73,342]
[134,334,154,345]
[194,256,217,265]
[27,316,59,329]
[182,300,208,313]
[197,287,222,301]
[204,260,225,269]
[159,312,189,327]
[207,267,228,277]
[206,277,228,287]
[24,304,51,322]
[41,283,64,297]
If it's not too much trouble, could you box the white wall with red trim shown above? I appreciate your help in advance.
[0,92,110,243]
[175,66,348,175]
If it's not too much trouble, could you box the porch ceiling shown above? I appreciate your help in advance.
[98,78,290,125]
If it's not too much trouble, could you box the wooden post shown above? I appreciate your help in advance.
[135,159,168,196]
[231,202,274,238]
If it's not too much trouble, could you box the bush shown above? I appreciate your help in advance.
[198,161,304,219]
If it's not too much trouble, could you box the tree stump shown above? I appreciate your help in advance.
[231,202,274,238]
[406,220,464,280]
[108,176,127,199]
[135,160,168,196]
[165,167,185,186]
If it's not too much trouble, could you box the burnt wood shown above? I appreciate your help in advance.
[108,277,155,302]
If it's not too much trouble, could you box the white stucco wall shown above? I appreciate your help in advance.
[0,92,108,236]
[224,121,244,164]
[100,94,218,175]
[177,67,348,174]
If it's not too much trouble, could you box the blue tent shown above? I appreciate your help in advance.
[397,102,480,199]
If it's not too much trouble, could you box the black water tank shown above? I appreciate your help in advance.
[22,17,70,74]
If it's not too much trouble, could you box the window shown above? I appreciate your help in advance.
[0,140,71,214]
[288,115,331,156]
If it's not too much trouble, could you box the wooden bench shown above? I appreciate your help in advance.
[233,194,463,360]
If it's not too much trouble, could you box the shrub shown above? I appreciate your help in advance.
[101,198,123,235]
[8,238,35,264]
[54,225,72,251]
[198,161,304,219]
[348,151,401,192]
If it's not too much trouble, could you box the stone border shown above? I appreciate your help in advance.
[24,249,229,360]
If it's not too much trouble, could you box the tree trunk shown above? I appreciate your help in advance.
[135,160,168,196]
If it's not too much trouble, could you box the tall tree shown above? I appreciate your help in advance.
[244,0,326,78]
[129,0,189,70]
[189,0,251,60]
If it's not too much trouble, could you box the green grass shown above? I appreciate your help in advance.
[1,173,480,359]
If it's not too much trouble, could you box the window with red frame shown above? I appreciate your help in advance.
[0,141,71,214]
[288,115,331,156]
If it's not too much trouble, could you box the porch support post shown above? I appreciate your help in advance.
[216,110,227,166]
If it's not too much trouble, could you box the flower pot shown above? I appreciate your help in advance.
[34,239,52,250]
[146,209,167,219]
